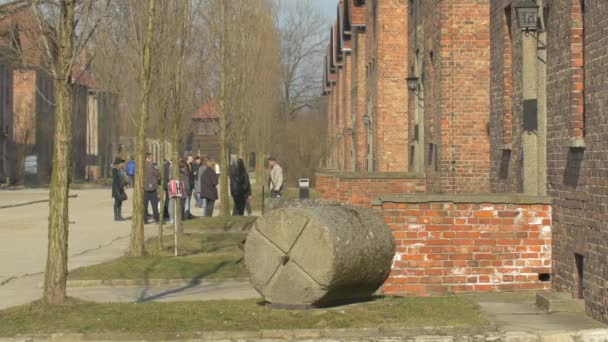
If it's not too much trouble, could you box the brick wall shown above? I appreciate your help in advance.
[408,0,491,194]
[366,0,409,172]
[490,0,524,193]
[343,53,353,171]
[376,194,552,296]
[438,0,491,194]
[336,60,344,171]
[545,0,608,324]
[315,171,426,208]
[353,28,367,172]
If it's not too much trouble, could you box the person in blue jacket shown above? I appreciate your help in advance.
[125,157,136,188]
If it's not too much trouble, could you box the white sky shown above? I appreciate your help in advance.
[309,0,339,21]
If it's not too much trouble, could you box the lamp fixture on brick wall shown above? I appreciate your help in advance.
[406,76,419,91]
[362,113,371,126]
[514,0,540,32]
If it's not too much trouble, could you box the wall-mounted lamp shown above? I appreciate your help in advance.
[514,0,540,32]
[362,113,371,126]
[406,76,419,91]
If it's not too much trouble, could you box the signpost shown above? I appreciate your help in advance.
[167,180,186,256]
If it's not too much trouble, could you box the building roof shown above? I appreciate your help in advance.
[192,100,219,120]
[0,0,29,20]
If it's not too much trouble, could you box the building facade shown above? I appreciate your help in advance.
[490,0,608,324]
[0,1,119,184]
[318,0,608,323]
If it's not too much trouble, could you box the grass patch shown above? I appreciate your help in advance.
[0,297,488,336]
[181,216,257,232]
[69,233,248,281]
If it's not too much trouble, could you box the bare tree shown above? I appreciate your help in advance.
[277,0,327,119]
[129,0,155,256]
[22,0,110,304]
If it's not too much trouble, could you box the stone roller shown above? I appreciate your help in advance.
[244,203,395,308]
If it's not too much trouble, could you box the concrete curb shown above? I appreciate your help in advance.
[2,328,607,341]
[0,325,490,341]
[60,278,250,288]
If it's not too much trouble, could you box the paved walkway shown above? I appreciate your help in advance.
[0,188,257,309]
[0,188,156,309]
[464,291,607,334]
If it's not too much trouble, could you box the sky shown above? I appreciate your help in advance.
[309,0,338,25]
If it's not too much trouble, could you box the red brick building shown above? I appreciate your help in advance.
[318,0,551,298]
[318,0,608,325]
[0,1,94,184]
[490,0,608,323]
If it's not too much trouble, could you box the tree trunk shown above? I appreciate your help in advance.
[157,117,166,250]
[130,0,156,256]
[43,0,75,306]
[171,123,182,234]
[218,0,230,217]
[170,0,189,235]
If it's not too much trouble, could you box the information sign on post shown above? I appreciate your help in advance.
[167,180,186,256]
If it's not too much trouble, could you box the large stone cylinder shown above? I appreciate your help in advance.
[244,203,395,308]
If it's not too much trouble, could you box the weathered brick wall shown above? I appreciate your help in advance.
[408,0,441,188]
[366,0,409,172]
[336,61,344,171]
[546,0,608,324]
[315,172,426,208]
[353,29,367,172]
[376,195,552,296]
[408,0,491,194]
[437,0,491,194]
[489,0,525,193]
[343,53,353,171]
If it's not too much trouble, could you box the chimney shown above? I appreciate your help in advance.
[80,48,88,70]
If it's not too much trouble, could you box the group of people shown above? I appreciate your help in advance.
[110,153,284,222]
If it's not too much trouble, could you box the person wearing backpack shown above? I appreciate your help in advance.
[230,158,251,216]
[143,153,160,223]
[125,157,136,188]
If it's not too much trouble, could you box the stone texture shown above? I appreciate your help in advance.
[244,203,395,307]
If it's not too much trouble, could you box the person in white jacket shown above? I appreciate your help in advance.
[267,157,283,198]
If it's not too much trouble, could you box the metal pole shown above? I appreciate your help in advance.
[261,185,265,215]
[174,199,178,257]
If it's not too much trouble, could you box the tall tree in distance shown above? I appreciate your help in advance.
[130,0,156,256]
[278,0,326,119]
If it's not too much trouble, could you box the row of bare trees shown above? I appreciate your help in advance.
[12,0,330,305]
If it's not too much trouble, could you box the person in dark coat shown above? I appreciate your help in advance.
[111,157,127,221]
[200,159,219,217]
[230,158,251,216]
[179,160,192,220]
[162,159,172,220]
[143,153,160,223]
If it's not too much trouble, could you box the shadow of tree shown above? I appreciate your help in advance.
[135,260,233,303]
